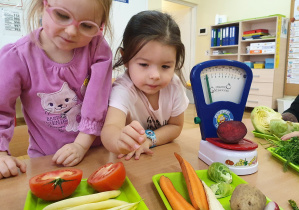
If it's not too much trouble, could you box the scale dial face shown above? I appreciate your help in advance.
[200,65,247,104]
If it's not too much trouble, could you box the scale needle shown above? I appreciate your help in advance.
[206,74,213,104]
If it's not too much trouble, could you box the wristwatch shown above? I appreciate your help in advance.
[145,129,157,148]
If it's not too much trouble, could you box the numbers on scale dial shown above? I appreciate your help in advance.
[200,66,247,104]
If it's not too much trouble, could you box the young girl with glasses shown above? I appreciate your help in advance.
[101,10,189,160]
[0,0,113,179]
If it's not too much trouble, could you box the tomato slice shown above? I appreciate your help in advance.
[87,162,126,192]
[29,168,82,201]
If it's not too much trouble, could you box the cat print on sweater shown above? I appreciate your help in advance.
[37,82,81,132]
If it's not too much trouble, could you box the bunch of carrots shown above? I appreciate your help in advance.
[160,153,209,210]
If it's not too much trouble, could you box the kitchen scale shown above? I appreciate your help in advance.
[190,59,258,175]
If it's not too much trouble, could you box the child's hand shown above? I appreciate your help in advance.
[52,142,87,167]
[117,138,154,160]
[0,153,26,179]
[282,112,298,122]
[281,131,299,140]
[117,120,147,154]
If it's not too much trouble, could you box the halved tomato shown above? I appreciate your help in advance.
[29,168,82,201]
[87,162,126,192]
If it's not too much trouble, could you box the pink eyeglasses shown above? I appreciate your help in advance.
[43,0,103,37]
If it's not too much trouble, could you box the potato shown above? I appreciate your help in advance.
[230,184,267,210]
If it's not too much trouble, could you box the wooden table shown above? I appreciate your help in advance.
[1,118,298,210]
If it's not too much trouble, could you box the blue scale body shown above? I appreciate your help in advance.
[190,59,253,140]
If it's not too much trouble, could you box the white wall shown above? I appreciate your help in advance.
[108,0,148,58]
[0,0,148,52]
[0,1,27,48]
[162,1,194,82]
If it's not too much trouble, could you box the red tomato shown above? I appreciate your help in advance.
[87,162,126,192]
[29,168,82,201]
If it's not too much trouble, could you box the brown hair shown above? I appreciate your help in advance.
[26,0,113,40]
[113,10,187,87]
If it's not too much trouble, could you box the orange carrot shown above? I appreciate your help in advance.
[159,175,196,210]
[174,152,209,210]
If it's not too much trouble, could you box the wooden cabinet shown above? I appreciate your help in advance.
[209,16,288,109]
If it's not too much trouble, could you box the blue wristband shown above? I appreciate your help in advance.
[145,129,157,148]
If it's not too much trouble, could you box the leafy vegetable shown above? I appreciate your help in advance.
[289,199,299,210]
[207,162,232,184]
[270,119,299,138]
[209,182,233,198]
[251,106,282,135]
[265,136,299,172]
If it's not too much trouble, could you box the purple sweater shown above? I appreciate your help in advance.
[0,28,112,157]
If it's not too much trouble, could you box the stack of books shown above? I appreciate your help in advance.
[242,29,269,40]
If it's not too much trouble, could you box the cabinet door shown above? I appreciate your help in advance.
[249,82,274,96]
[246,95,273,108]
[251,69,274,83]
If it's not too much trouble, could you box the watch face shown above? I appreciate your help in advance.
[145,129,157,148]
[145,130,156,139]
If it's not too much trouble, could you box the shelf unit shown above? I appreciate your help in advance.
[209,16,287,109]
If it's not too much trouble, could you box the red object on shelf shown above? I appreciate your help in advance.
[243,29,269,35]
[243,30,256,35]
[256,29,268,33]
[206,138,258,151]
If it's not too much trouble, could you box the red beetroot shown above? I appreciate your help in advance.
[217,121,247,144]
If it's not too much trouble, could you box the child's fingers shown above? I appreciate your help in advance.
[117,137,139,154]
[52,148,62,162]
[0,157,18,177]
[122,125,145,145]
[63,155,81,167]
[281,131,299,140]
[53,149,68,165]
[0,161,9,178]
[15,158,27,173]
[117,153,126,159]
[61,154,76,166]
[53,144,76,164]
[129,120,145,135]
[281,135,290,140]
[122,125,142,141]
[124,151,135,160]
[134,147,154,160]
[120,130,142,150]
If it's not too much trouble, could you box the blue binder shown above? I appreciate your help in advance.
[229,26,239,45]
[217,28,223,46]
[211,29,216,47]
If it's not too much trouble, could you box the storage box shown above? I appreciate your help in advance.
[250,50,262,54]
[250,49,275,54]
[249,42,275,54]
[277,97,296,113]
[244,61,254,68]
[265,58,274,69]
[254,63,265,68]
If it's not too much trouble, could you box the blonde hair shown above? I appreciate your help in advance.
[26,0,113,40]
